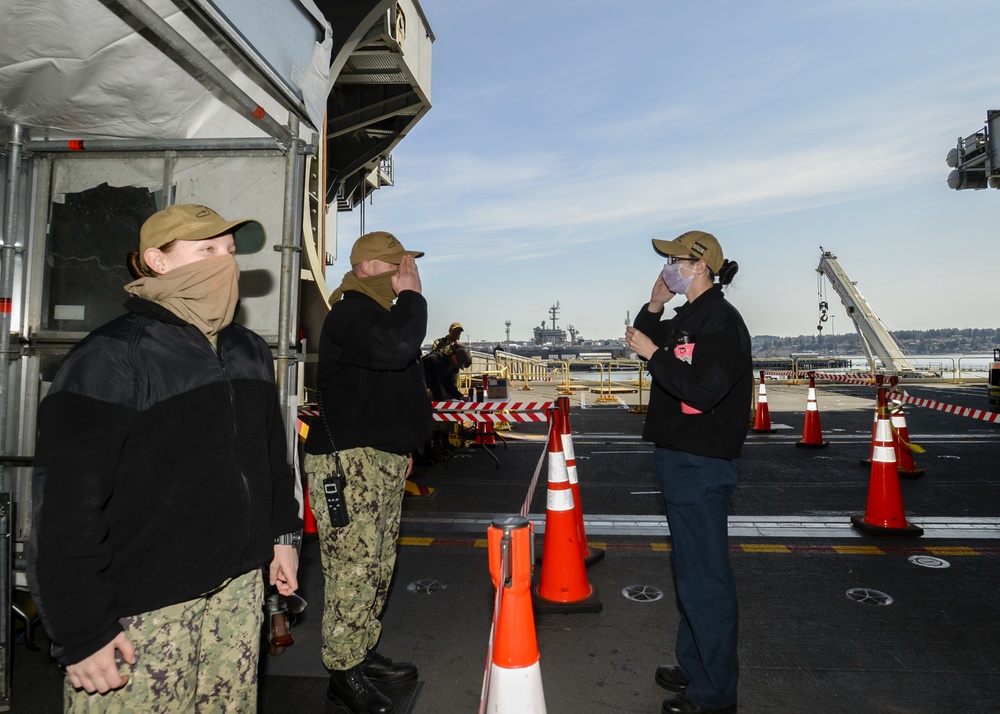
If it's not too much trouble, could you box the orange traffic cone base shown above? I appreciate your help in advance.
[795,439,829,449]
[851,514,923,537]
[531,580,602,614]
[582,546,605,567]
[898,467,927,480]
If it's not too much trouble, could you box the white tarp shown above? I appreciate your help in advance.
[0,0,332,139]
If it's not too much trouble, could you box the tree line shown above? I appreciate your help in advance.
[752,327,1000,357]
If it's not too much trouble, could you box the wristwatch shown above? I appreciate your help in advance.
[273,531,303,548]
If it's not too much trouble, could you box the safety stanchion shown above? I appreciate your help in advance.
[795,373,829,448]
[859,374,884,467]
[557,396,604,567]
[751,371,777,433]
[481,515,546,713]
[850,385,923,537]
[889,398,927,479]
[477,377,499,447]
[532,408,602,614]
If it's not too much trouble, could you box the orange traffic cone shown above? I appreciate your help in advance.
[482,515,547,713]
[532,409,601,614]
[795,373,829,448]
[751,371,777,433]
[850,387,922,537]
[297,417,318,534]
[557,396,604,567]
[889,399,926,479]
[301,477,318,534]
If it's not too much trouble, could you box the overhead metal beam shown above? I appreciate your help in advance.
[111,0,295,147]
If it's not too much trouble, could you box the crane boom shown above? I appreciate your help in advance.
[816,249,918,375]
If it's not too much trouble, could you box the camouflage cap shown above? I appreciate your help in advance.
[349,231,424,266]
[139,204,265,269]
[651,230,725,273]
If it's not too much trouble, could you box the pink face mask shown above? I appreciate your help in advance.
[661,262,693,295]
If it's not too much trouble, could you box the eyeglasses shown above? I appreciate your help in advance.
[667,256,699,265]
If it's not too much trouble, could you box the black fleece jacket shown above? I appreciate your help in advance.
[28,297,302,666]
[634,286,753,459]
[305,290,431,456]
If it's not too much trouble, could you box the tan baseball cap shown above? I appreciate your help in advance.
[449,322,464,332]
[139,204,266,269]
[651,230,724,273]
[349,231,424,266]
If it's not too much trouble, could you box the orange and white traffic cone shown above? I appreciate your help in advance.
[850,387,922,537]
[532,409,602,614]
[889,398,926,479]
[557,396,604,567]
[482,515,546,713]
[795,373,829,448]
[751,371,777,433]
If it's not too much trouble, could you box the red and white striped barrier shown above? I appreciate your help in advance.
[432,400,555,423]
[432,401,554,411]
[893,391,1000,425]
[758,372,999,423]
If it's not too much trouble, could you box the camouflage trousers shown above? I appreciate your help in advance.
[65,570,264,714]
[304,447,408,671]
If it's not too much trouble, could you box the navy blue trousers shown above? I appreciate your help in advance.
[655,447,739,709]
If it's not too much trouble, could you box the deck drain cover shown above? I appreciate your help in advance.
[622,584,664,602]
[846,587,893,606]
[908,555,950,569]
[407,579,447,594]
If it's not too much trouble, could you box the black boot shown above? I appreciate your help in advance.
[362,650,419,686]
[327,664,393,714]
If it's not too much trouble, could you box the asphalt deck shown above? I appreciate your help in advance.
[9,377,1000,713]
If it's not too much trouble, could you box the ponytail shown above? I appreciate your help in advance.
[716,259,739,286]
[126,251,157,279]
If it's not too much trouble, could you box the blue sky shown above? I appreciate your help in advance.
[339,0,1000,345]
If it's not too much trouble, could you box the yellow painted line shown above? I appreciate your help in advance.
[650,543,672,552]
[741,544,791,553]
[398,537,436,546]
[474,538,489,548]
[832,545,885,555]
[925,546,981,556]
[587,541,608,550]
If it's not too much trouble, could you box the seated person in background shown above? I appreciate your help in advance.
[421,345,472,459]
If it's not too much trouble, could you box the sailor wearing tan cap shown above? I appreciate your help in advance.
[29,203,301,712]
[625,230,751,714]
[304,230,431,713]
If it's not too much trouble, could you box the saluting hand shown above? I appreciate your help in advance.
[392,255,422,295]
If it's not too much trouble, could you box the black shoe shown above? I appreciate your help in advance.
[362,651,418,686]
[655,664,689,692]
[327,665,393,714]
[662,692,736,714]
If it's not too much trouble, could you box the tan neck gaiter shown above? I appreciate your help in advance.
[125,255,240,337]
[328,269,397,310]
